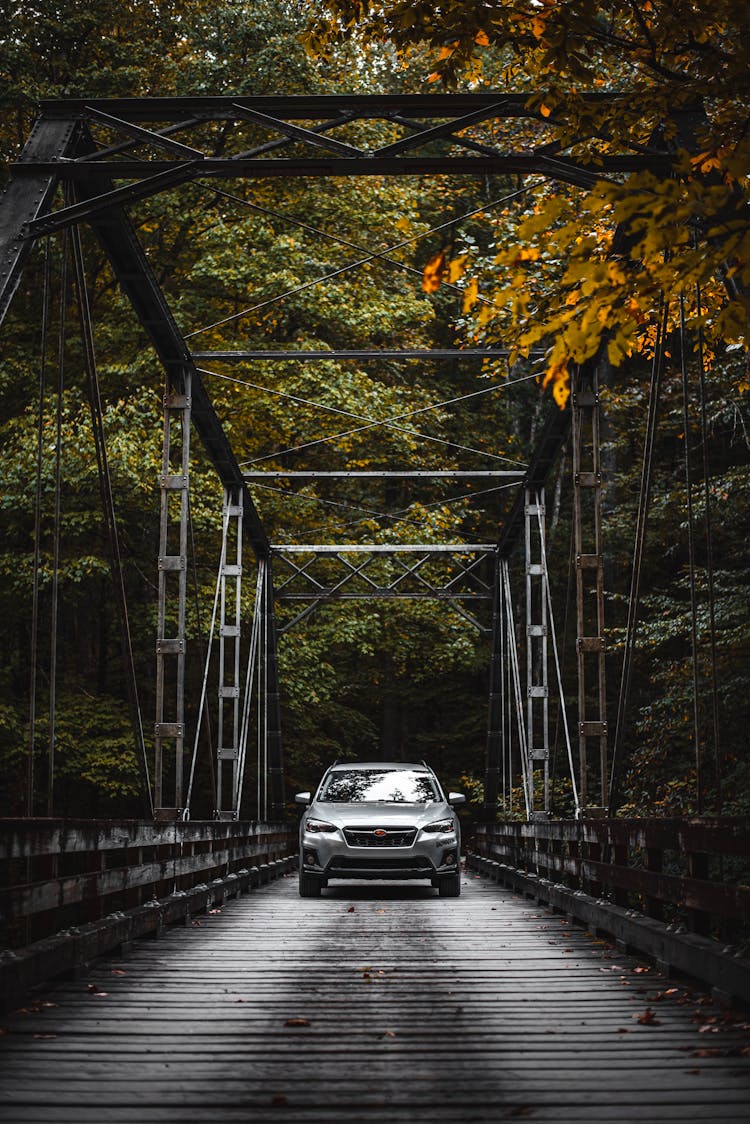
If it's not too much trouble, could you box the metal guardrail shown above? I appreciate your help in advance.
[469,817,750,1005]
[0,818,298,1009]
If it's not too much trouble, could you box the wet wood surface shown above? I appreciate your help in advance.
[2,868,750,1122]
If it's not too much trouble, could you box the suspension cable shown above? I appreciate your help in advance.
[197,180,542,321]
[185,496,217,817]
[185,505,231,817]
[204,365,533,469]
[48,224,68,818]
[27,238,51,817]
[695,277,722,811]
[679,293,703,813]
[185,186,546,340]
[70,220,154,817]
[609,300,669,809]
[230,373,537,469]
[502,559,530,818]
[235,561,265,817]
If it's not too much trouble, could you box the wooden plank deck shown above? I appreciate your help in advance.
[2,868,750,1123]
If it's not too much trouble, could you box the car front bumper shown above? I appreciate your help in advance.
[300,829,460,881]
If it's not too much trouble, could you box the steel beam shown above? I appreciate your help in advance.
[65,131,270,560]
[262,561,285,819]
[154,374,191,816]
[12,154,658,186]
[271,544,496,554]
[193,349,527,361]
[525,488,550,817]
[572,371,608,812]
[0,117,79,327]
[245,470,524,479]
[216,488,244,819]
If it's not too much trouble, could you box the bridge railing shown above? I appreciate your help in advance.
[0,818,298,1009]
[469,817,750,1004]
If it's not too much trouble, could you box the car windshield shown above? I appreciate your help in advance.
[319,769,439,804]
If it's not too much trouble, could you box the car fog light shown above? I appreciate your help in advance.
[444,852,457,865]
[304,851,317,866]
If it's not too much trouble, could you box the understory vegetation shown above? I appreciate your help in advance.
[0,1,748,819]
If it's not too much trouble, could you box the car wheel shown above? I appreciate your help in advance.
[299,869,322,898]
[438,869,461,897]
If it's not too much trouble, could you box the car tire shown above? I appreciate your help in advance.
[438,869,461,897]
[299,869,322,898]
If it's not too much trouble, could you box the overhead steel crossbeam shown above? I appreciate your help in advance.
[11,94,682,238]
[192,349,533,362]
[272,544,495,634]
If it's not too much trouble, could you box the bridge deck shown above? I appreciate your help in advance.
[1,870,750,1123]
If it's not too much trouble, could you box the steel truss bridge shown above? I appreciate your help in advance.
[1,95,749,1120]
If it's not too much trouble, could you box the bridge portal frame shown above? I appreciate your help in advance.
[0,93,674,819]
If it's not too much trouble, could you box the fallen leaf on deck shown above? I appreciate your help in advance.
[86,984,100,994]
[347,906,355,913]
[632,966,650,974]
[111,970,126,976]
[270,1094,288,1106]
[635,1008,661,1025]
[33,1034,57,1040]
[208,908,222,914]
[380,1030,397,1038]
[283,1018,311,1027]
[686,1068,701,1075]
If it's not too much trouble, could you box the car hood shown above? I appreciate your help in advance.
[308,801,451,828]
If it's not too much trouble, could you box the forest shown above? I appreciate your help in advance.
[0,0,748,821]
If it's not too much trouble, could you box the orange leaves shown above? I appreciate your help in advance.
[422,251,469,293]
[542,363,570,410]
[422,250,446,293]
[531,16,547,40]
[462,277,480,314]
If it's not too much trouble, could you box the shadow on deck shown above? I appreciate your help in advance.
[1,868,750,1123]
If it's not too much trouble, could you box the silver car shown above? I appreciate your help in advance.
[295,762,465,898]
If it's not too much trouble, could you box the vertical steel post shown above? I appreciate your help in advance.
[154,370,191,817]
[216,487,243,819]
[571,370,608,811]
[263,558,286,820]
[525,488,550,817]
[484,553,503,816]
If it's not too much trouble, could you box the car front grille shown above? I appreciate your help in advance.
[331,856,432,871]
[343,827,417,848]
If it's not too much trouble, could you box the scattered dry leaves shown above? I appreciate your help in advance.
[635,1008,661,1026]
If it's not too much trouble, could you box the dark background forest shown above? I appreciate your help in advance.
[0,0,748,820]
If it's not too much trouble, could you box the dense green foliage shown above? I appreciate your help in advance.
[0,1,748,819]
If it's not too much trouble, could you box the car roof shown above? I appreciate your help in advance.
[327,762,433,772]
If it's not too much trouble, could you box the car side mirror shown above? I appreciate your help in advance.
[448,792,466,805]
[295,792,311,805]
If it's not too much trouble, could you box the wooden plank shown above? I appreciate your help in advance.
[1,872,749,1122]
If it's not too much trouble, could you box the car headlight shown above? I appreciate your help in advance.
[422,818,454,834]
[305,818,337,833]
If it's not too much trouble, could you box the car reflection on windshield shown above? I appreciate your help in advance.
[319,769,438,803]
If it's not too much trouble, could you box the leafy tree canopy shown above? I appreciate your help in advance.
[306,1,750,403]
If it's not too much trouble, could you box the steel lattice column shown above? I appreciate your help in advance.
[216,488,243,819]
[572,372,608,811]
[525,488,550,816]
[484,554,503,815]
[263,559,286,819]
[154,371,191,816]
